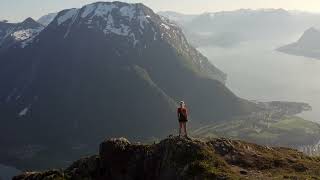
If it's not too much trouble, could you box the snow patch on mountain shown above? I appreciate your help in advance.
[79,3,151,31]
[104,22,130,36]
[120,5,136,20]
[55,3,152,46]
[21,33,39,48]
[81,3,153,46]
[57,8,79,25]
[81,3,116,18]
[160,23,170,30]
[138,12,149,29]
[129,33,139,46]
[11,27,42,41]
[19,107,29,116]
[81,4,98,18]
[51,2,194,50]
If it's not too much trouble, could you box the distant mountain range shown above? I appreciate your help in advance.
[0,1,254,170]
[157,11,196,24]
[277,27,320,59]
[160,9,320,47]
[0,17,44,50]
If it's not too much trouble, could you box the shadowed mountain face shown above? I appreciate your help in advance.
[0,2,255,169]
[278,27,320,59]
[0,21,14,40]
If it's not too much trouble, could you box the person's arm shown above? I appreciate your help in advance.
[177,108,180,119]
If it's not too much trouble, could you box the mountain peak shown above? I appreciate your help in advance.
[51,1,167,48]
[297,27,320,45]
[46,0,222,80]
[54,1,151,26]
[20,17,43,28]
[80,1,146,19]
[22,17,36,23]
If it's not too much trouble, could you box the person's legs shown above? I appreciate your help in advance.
[179,122,183,136]
[183,122,187,137]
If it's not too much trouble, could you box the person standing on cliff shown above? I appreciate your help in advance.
[177,101,188,137]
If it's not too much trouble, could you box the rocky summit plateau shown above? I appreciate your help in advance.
[14,136,320,180]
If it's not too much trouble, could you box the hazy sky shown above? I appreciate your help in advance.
[1,0,320,22]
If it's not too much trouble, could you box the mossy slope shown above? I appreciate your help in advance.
[14,136,320,180]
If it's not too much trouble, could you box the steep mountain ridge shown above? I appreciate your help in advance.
[14,136,320,179]
[37,13,58,26]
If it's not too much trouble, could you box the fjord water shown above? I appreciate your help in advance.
[198,37,320,122]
